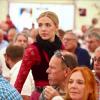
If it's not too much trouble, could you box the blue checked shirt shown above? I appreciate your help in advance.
[0,75,23,100]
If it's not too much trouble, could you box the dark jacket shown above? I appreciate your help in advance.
[75,47,91,68]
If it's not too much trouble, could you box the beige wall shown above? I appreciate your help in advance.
[0,0,8,20]
[8,0,74,4]
[0,0,74,21]
[0,0,100,30]
[75,0,100,30]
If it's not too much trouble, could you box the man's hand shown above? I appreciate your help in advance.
[44,86,59,100]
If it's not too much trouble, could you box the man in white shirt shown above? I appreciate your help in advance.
[4,44,35,100]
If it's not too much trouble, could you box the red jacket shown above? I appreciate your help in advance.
[14,42,63,93]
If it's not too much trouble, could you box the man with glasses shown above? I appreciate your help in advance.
[39,50,78,100]
[93,46,100,100]
[62,31,91,69]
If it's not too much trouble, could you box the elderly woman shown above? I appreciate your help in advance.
[52,67,97,100]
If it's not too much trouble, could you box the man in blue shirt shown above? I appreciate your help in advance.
[0,60,23,100]
[62,31,91,69]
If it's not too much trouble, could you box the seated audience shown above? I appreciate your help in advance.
[0,60,23,100]
[39,50,78,100]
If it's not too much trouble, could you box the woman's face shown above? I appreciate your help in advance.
[68,71,85,100]
[37,16,58,42]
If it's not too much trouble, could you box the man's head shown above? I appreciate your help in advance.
[93,46,100,78]
[4,44,24,69]
[62,31,78,52]
[85,30,100,53]
[46,50,78,86]
[13,33,28,49]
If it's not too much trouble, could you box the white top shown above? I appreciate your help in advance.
[10,60,35,96]
[52,96,64,100]
[0,47,10,78]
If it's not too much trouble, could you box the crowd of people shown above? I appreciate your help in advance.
[0,11,100,100]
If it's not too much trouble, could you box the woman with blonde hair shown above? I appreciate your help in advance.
[14,11,63,99]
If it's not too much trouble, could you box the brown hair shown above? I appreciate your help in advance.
[37,11,59,27]
[5,44,24,62]
[65,67,97,100]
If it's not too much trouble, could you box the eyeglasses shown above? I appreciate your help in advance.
[54,50,69,67]
[93,57,100,63]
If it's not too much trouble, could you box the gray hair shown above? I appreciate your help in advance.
[54,50,78,70]
[64,30,78,41]
[13,33,28,43]
[86,31,100,40]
